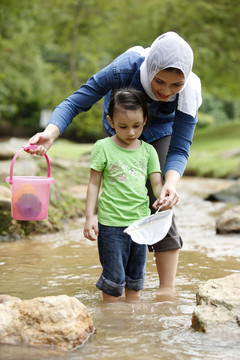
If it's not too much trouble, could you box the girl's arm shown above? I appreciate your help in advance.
[149,172,163,210]
[83,169,102,241]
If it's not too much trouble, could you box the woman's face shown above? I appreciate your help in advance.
[150,70,185,101]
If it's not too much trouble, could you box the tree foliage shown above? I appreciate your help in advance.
[0,0,239,139]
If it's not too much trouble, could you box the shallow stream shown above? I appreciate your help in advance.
[0,177,240,360]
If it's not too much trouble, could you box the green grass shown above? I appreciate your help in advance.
[186,121,240,178]
[48,139,93,159]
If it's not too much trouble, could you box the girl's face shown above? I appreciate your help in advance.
[107,107,146,149]
[150,70,185,101]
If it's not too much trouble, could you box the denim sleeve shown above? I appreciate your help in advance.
[48,64,115,134]
[163,110,198,178]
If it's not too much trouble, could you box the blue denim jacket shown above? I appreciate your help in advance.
[49,51,199,177]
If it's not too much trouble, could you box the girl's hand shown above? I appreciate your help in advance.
[83,219,98,241]
[153,182,179,211]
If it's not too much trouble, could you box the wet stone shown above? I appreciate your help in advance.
[192,274,240,334]
[216,204,240,234]
[0,295,94,351]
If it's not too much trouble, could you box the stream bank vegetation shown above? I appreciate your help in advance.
[186,120,240,179]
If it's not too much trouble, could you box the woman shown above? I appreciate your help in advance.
[27,31,202,292]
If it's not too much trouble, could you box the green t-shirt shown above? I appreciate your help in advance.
[90,138,161,226]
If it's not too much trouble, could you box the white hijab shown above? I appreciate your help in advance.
[139,31,193,101]
[127,32,201,116]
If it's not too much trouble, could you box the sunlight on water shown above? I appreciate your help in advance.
[0,178,240,360]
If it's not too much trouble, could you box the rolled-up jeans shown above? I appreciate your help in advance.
[96,223,147,297]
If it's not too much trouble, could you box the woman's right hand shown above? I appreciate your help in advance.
[25,124,60,156]
[26,132,53,156]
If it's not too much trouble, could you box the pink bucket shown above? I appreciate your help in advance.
[6,145,54,221]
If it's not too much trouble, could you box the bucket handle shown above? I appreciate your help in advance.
[9,145,51,185]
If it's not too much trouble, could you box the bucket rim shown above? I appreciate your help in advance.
[6,176,54,184]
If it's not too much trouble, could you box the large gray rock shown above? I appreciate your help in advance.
[0,138,27,160]
[216,205,240,234]
[205,180,240,234]
[0,158,39,182]
[0,137,41,181]
[0,295,94,351]
[206,179,240,203]
[0,185,11,204]
[192,274,240,334]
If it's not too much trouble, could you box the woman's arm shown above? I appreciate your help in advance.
[163,74,201,178]
[83,169,102,241]
[48,67,114,135]
[163,111,197,178]
[26,63,115,155]
[26,51,142,155]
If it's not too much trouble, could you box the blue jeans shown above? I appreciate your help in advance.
[96,223,147,297]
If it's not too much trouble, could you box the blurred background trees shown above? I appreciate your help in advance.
[0,0,239,141]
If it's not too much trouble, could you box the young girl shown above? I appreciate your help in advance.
[83,89,165,301]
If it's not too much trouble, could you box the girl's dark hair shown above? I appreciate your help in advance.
[108,88,149,124]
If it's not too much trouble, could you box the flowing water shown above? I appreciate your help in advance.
[0,177,240,360]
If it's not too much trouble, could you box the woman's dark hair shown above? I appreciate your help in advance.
[108,88,149,125]
[163,67,184,75]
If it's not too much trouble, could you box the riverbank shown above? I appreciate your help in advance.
[185,121,240,178]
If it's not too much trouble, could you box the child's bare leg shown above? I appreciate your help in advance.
[125,288,141,300]
[154,249,179,289]
[102,291,119,302]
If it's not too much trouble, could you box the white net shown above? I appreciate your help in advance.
[124,209,173,245]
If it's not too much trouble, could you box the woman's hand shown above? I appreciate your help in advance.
[153,182,179,211]
[25,124,60,156]
[153,170,180,211]
[26,132,53,156]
